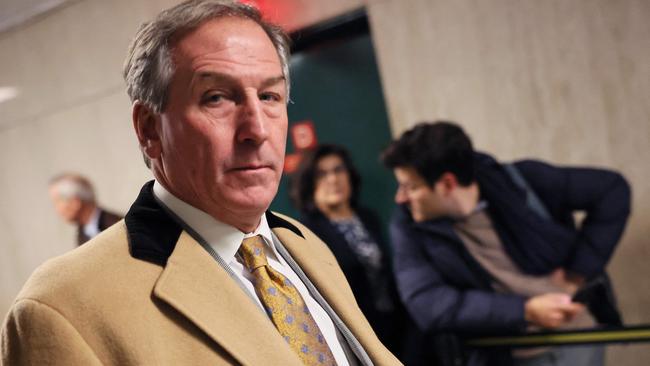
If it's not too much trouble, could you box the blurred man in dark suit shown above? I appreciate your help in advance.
[48,173,122,245]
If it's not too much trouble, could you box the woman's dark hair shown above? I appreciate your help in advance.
[290,144,361,213]
[381,121,476,186]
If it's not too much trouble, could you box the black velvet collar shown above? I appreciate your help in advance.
[125,181,304,265]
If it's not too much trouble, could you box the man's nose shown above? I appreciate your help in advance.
[237,92,268,145]
[395,188,407,204]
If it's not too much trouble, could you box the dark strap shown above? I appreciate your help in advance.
[503,163,552,221]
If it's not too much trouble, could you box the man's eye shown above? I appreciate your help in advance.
[201,93,224,104]
[259,92,281,102]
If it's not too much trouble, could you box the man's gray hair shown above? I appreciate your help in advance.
[49,173,96,203]
[123,0,291,114]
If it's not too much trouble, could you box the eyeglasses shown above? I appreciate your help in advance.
[315,165,347,180]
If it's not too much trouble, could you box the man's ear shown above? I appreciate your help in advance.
[438,172,459,195]
[132,101,162,161]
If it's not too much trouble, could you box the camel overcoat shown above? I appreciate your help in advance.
[1,182,400,366]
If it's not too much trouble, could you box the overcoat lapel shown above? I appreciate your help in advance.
[272,225,381,361]
[153,231,303,366]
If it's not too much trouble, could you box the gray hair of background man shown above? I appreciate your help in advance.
[123,0,291,168]
[49,174,96,203]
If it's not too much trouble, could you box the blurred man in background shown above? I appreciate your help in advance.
[382,121,631,366]
[48,173,122,245]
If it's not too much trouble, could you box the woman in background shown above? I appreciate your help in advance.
[290,144,408,359]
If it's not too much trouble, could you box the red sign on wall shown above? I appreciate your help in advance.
[283,120,319,174]
[290,120,318,151]
[283,153,302,174]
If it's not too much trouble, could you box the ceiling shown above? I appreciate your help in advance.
[0,0,72,34]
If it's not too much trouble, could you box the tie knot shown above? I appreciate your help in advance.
[238,235,268,271]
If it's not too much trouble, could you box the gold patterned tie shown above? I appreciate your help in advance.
[238,235,337,366]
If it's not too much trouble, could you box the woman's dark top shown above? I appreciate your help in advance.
[299,206,409,357]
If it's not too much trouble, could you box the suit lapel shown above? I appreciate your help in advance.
[274,228,351,306]
[272,225,381,364]
[153,231,303,366]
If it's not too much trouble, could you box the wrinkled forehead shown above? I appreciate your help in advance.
[170,16,279,66]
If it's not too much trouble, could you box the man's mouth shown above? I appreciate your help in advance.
[230,164,272,172]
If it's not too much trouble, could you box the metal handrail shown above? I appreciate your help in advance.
[466,324,650,348]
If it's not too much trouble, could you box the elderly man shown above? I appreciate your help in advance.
[1,1,400,365]
[48,173,122,245]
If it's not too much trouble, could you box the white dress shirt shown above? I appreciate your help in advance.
[153,181,356,366]
[82,207,101,239]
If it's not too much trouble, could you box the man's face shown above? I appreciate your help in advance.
[48,186,82,224]
[148,17,288,230]
[393,167,449,222]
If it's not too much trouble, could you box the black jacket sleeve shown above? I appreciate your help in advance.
[515,160,632,278]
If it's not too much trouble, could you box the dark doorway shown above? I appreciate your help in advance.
[271,9,396,234]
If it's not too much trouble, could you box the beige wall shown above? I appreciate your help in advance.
[367,0,650,362]
[1,0,648,363]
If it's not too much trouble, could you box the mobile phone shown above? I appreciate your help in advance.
[572,278,602,304]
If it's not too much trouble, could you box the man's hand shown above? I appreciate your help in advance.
[550,268,585,294]
[524,293,585,329]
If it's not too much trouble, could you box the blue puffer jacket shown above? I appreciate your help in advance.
[390,153,631,365]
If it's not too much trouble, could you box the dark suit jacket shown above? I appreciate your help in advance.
[77,208,122,245]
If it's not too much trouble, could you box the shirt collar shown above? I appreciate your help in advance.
[152,180,278,263]
[474,200,489,213]
[82,207,101,238]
